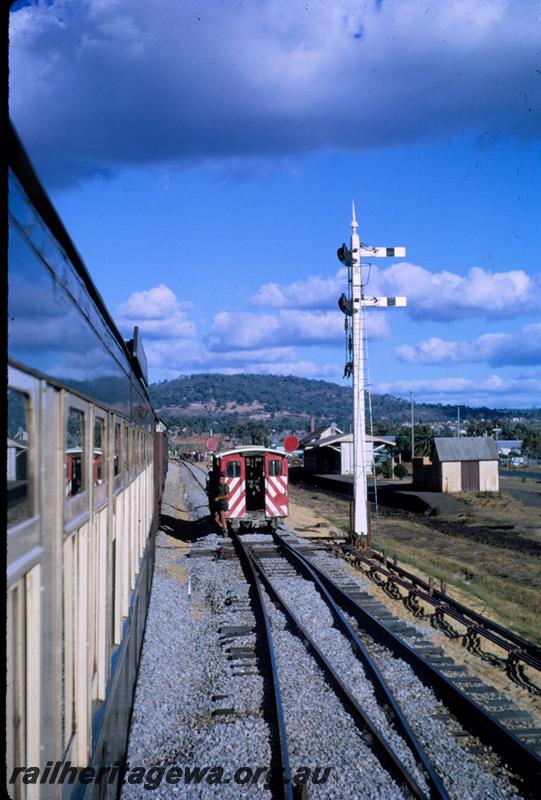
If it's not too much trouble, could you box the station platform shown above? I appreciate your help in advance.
[289,469,468,516]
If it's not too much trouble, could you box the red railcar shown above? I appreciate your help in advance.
[210,446,289,529]
[65,447,104,496]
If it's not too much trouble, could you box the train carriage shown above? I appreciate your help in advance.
[6,123,167,800]
[210,447,289,529]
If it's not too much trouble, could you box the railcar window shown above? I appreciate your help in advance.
[114,423,121,476]
[65,408,85,496]
[269,459,282,477]
[7,388,31,526]
[226,460,241,478]
[94,417,106,485]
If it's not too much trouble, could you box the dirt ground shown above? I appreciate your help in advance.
[287,479,541,721]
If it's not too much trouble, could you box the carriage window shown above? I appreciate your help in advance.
[65,408,85,496]
[114,423,121,476]
[226,460,241,478]
[268,459,282,476]
[94,417,106,485]
[126,427,131,471]
[122,424,128,472]
[7,388,31,525]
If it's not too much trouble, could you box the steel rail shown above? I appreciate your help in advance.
[272,534,449,800]
[230,532,294,800]
[181,460,207,489]
[343,546,541,671]
[243,540,434,800]
[354,546,541,658]
[281,535,541,788]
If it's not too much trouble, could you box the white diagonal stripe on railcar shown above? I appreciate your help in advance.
[229,496,246,518]
[274,475,287,493]
[228,481,245,508]
[229,494,245,511]
[268,476,286,497]
[266,495,280,517]
[266,479,277,498]
[229,488,246,515]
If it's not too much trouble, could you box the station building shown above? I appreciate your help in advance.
[300,426,395,475]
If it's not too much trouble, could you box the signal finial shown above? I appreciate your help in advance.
[351,200,358,231]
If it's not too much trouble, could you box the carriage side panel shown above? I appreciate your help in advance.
[264,453,289,519]
[218,454,246,520]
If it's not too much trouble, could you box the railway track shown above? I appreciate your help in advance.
[340,545,541,684]
[233,532,447,799]
[179,461,540,797]
[183,458,541,681]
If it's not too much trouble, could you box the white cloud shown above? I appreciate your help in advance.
[395,324,541,366]
[115,283,351,378]
[144,339,209,370]
[207,308,388,350]
[372,264,540,321]
[117,284,195,339]
[373,373,541,407]
[10,0,541,185]
[248,264,541,321]
[250,270,348,309]
[145,338,339,380]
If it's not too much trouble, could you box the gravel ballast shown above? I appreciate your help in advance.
[123,462,529,799]
[123,464,272,798]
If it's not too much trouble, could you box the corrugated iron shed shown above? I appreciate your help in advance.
[434,437,498,462]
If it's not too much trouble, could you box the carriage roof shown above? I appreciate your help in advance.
[215,446,287,458]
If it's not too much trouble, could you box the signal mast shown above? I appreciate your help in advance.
[337,203,407,541]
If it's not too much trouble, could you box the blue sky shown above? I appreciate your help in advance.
[9,0,541,408]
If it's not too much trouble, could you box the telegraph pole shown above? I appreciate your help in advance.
[337,203,407,539]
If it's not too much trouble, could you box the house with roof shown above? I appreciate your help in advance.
[496,440,523,456]
[299,423,342,449]
[413,437,499,493]
[301,428,395,475]
[7,436,28,482]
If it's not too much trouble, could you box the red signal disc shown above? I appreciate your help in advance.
[283,435,299,453]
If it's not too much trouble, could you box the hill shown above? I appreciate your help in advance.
[148,373,539,436]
